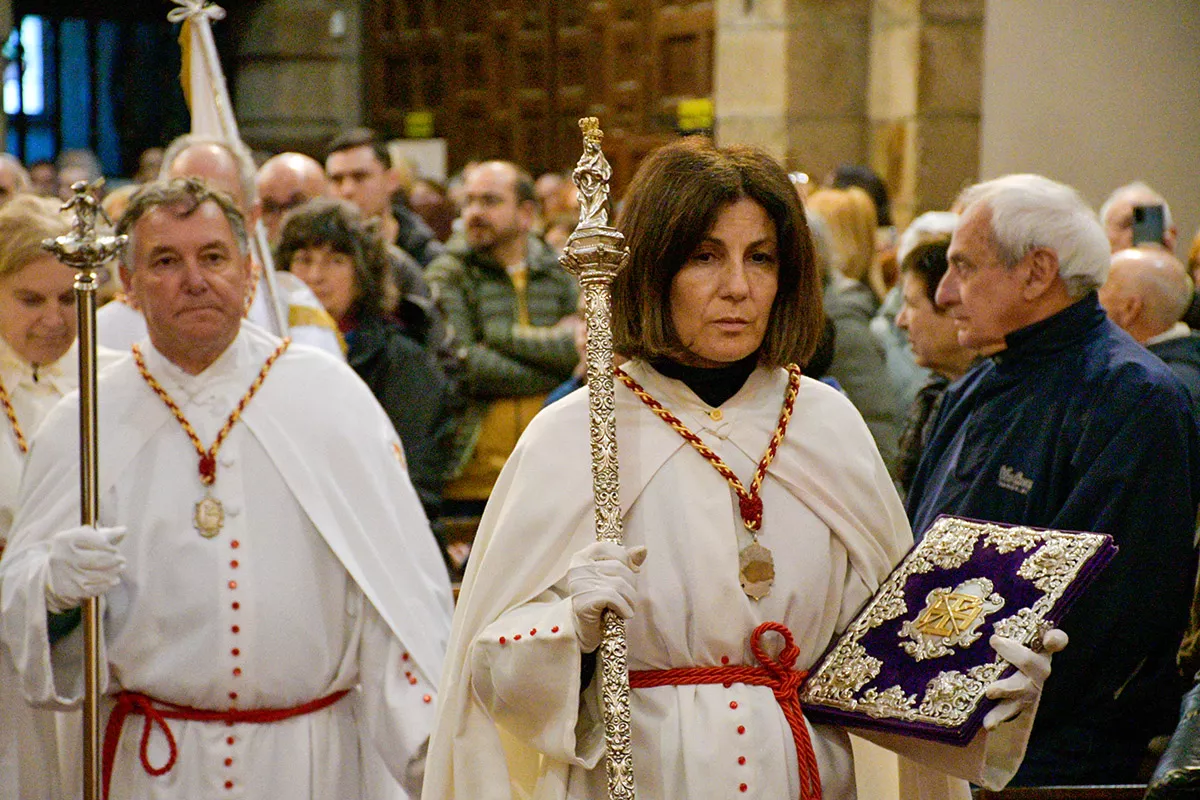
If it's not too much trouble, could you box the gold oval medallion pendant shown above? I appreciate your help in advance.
[194,495,225,538]
[739,541,775,600]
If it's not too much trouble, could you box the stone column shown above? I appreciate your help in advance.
[234,0,363,156]
[714,0,871,179]
[868,0,982,228]
[713,0,792,161]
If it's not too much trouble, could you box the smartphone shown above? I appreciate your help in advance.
[1132,204,1166,246]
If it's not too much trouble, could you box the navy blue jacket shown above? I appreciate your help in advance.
[907,293,1200,778]
[1149,332,1200,422]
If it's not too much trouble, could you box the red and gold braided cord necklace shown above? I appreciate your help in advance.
[131,338,290,538]
[0,374,28,455]
[615,363,802,600]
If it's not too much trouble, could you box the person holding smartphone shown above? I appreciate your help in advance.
[1099,181,1179,253]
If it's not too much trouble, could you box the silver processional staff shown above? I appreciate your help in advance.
[559,118,636,800]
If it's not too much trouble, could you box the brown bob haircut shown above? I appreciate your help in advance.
[612,137,823,368]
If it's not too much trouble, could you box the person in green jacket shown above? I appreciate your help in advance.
[425,161,579,514]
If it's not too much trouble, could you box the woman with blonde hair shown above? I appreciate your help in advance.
[805,187,880,292]
[0,193,120,799]
[805,187,903,475]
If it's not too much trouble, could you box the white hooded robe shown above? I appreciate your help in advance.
[423,361,1032,800]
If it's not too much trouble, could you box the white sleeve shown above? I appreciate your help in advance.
[0,539,110,709]
[467,588,606,768]
[852,698,1036,791]
[285,324,344,360]
[357,594,441,797]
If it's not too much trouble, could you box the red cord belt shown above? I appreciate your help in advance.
[101,688,350,799]
[628,621,822,800]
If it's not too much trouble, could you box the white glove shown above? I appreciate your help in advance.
[45,525,127,614]
[983,628,1068,730]
[566,542,647,653]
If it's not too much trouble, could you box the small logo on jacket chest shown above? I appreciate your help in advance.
[997,465,1033,495]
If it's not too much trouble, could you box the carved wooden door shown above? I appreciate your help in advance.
[365,0,712,193]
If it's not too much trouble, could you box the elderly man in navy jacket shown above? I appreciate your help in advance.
[907,174,1200,786]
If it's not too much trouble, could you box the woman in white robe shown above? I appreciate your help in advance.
[425,140,1062,800]
[0,194,121,800]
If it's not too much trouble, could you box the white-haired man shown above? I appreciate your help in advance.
[98,134,343,358]
[1100,246,1200,411]
[907,174,1200,786]
[1099,180,1178,253]
[0,178,451,798]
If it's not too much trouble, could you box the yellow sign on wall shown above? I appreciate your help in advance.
[405,111,435,139]
[677,98,714,133]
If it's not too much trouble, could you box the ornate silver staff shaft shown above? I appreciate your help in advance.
[43,180,127,800]
[559,118,635,800]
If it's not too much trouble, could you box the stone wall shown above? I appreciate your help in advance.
[232,0,364,158]
[980,0,1200,251]
[869,0,982,227]
[714,0,982,228]
[714,0,871,178]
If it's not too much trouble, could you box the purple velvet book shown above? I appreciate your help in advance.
[798,515,1116,745]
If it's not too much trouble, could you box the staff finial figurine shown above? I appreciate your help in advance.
[573,118,613,230]
[47,179,123,268]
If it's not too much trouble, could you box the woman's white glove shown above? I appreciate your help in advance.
[566,542,648,653]
[982,628,1068,730]
[44,525,127,614]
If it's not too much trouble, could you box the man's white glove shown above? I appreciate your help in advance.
[982,628,1069,730]
[44,525,127,614]
[566,542,647,653]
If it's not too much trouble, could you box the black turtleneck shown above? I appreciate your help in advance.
[650,354,759,407]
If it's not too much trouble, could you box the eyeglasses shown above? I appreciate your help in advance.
[261,196,309,216]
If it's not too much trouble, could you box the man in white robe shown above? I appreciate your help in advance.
[99,270,340,355]
[424,361,1045,800]
[98,136,344,358]
[0,177,452,799]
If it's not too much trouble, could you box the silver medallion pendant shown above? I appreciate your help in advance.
[194,494,225,538]
[739,540,775,600]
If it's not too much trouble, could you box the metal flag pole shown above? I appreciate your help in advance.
[559,118,636,800]
[43,180,127,800]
